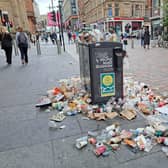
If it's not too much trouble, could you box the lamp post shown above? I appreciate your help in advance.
[58,0,65,52]
[50,0,54,32]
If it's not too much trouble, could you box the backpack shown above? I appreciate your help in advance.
[18,32,28,46]
[1,33,12,49]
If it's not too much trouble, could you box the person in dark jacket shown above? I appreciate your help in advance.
[144,26,150,49]
[0,27,13,65]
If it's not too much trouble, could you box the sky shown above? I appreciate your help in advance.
[36,0,58,15]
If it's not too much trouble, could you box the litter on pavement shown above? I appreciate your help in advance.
[35,76,168,156]
[75,122,168,157]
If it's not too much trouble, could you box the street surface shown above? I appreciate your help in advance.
[0,37,168,168]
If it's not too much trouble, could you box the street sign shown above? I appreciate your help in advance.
[47,11,60,27]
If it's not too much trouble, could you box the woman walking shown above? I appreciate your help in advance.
[16,27,29,64]
[0,27,13,65]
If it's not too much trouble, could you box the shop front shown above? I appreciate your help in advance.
[151,18,163,39]
[106,17,144,36]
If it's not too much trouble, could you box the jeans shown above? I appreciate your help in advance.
[19,46,28,63]
[141,39,144,47]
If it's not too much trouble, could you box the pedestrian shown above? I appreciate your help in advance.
[31,32,36,46]
[144,26,150,49]
[35,32,40,42]
[140,28,144,47]
[50,32,57,44]
[16,27,29,65]
[67,30,72,44]
[109,29,117,42]
[120,32,124,42]
[72,32,76,43]
[0,26,13,65]
[43,33,48,43]
[123,35,128,51]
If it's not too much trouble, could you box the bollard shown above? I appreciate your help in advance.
[13,39,19,56]
[131,37,134,49]
[76,41,79,54]
[57,40,61,55]
[36,40,41,55]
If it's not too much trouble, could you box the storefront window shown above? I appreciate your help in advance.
[132,22,142,31]
[152,19,162,39]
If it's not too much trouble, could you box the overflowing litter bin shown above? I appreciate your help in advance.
[79,42,123,104]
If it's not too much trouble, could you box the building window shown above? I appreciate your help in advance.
[152,0,160,16]
[71,0,77,15]
[107,4,112,17]
[153,0,160,7]
[115,3,119,16]
[132,4,134,16]
[135,4,140,16]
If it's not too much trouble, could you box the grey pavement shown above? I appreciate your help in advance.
[0,37,168,168]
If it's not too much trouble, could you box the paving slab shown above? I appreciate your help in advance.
[119,151,168,168]
[0,117,49,152]
[76,115,99,133]
[0,104,36,122]
[114,143,161,164]
[48,117,82,140]
[0,142,54,168]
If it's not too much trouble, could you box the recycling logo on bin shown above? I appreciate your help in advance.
[100,73,115,97]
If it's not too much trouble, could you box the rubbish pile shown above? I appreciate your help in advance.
[75,123,168,157]
[124,77,168,116]
[78,28,118,43]
[35,77,137,121]
[35,76,168,156]
[36,76,168,121]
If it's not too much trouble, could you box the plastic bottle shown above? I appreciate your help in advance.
[48,121,58,129]
[164,138,168,146]
[144,138,153,152]
[66,110,78,116]
[162,147,168,157]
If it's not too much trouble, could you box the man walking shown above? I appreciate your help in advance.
[144,26,150,49]
[50,32,57,44]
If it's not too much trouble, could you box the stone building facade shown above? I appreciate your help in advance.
[77,0,86,26]
[62,0,78,30]
[25,0,36,32]
[0,0,37,32]
[79,0,146,35]
[0,0,29,31]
